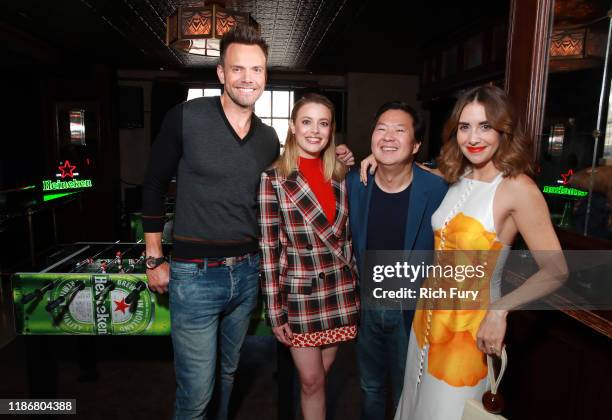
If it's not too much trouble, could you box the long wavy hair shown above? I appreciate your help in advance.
[276,93,346,181]
[437,85,534,183]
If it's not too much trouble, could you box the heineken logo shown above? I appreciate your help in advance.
[55,279,93,333]
[42,179,93,191]
[108,279,152,334]
[15,273,170,336]
[542,169,588,198]
[542,185,588,197]
[58,160,77,178]
[46,276,153,335]
[560,169,573,185]
[41,160,94,192]
[94,276,111,335]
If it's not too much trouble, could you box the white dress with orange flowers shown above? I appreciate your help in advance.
[395,173,510,420]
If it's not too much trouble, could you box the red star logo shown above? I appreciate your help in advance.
[114,297,130,314]
[58,160,77,178]
[560,169,573,185]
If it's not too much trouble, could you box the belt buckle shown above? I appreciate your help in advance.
[225,256,237,266]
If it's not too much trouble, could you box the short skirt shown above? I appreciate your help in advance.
[290,325,357,348]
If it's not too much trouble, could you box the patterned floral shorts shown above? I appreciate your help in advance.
[290,325,357,348]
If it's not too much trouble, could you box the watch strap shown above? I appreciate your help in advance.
[145,256,166,269]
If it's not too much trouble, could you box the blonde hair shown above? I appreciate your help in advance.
[275,93,347,181]
[438,85,534,184]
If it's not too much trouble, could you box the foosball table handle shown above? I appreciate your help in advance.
[125,281,147,304]
[45,281,85,312]
[96,280,115,304]
[45,296,65,312]
[21,281,55,304]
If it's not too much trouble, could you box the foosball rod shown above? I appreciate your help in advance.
[45,281,85,312]
[122,253,145,273]
[40,245,91,273]
[95,279,115,305]
[21,281,55,304]
[69,240,122,273]
[102,242,143,272]
[124,281,147,305]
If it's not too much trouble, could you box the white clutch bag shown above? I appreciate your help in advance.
[461,347,508,420]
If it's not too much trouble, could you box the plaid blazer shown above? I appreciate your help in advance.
[258,168,359,334]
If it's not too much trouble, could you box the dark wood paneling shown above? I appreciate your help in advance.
[94,65,121,240]
[505,0,555,158]
[504,310,612,419]
[555,227,612,250]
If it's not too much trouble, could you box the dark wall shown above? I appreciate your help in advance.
[151,82,188,142]
[0,24,122,247]
[425,96,457,161]
[0,63,47,191]
[47,65,121,242]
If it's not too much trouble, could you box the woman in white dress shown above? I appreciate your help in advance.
[356,86,568,419]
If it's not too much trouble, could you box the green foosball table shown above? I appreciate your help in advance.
[11,242,271,336]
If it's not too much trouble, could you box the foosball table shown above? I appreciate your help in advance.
[8,242,302,419]
[11,242,270,336]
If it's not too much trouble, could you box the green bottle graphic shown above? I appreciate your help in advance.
[13,273,170,335]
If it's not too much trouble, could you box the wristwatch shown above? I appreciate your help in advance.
[145,256,166,270]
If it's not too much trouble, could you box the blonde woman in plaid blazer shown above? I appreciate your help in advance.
[258,93,359,420]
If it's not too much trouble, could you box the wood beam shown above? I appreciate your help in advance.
[505,0,555,159]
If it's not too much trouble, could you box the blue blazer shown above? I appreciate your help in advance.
[346,165,448,281]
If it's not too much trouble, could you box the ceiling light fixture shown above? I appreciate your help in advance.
[166,1,259,57]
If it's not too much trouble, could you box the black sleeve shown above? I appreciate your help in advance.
[142,103,183,232]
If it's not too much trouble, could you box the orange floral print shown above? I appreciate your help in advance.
[414,212,502,387]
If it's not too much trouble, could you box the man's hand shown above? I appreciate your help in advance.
[335,144,355,167]
[146,262,170,294]
[272,323,294,347]
[359,154,377,185]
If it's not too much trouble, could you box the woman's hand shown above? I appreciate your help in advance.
[359,154,377,185]
[335,144,355,167]
[272,323,294,347]
[476,309,508,357]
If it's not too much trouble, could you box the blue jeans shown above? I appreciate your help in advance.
[357,309,411,420]
[169,254,260,420]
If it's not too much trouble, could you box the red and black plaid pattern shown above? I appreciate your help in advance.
[258,169,360,334]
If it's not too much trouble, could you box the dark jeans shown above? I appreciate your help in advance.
[357,309,411,420]
[169,254,260,420]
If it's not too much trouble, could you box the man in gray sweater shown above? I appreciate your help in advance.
[143,25,353,420]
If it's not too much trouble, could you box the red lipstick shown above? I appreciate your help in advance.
[466,146,486,153]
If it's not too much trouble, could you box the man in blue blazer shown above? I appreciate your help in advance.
[346,102,448,420]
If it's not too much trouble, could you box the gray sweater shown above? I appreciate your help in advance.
[142,96,279,258]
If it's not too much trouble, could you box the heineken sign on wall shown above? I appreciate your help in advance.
[42,160,94,192]
[541,169,588,198]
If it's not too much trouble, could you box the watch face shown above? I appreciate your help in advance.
[146,257,162,269]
